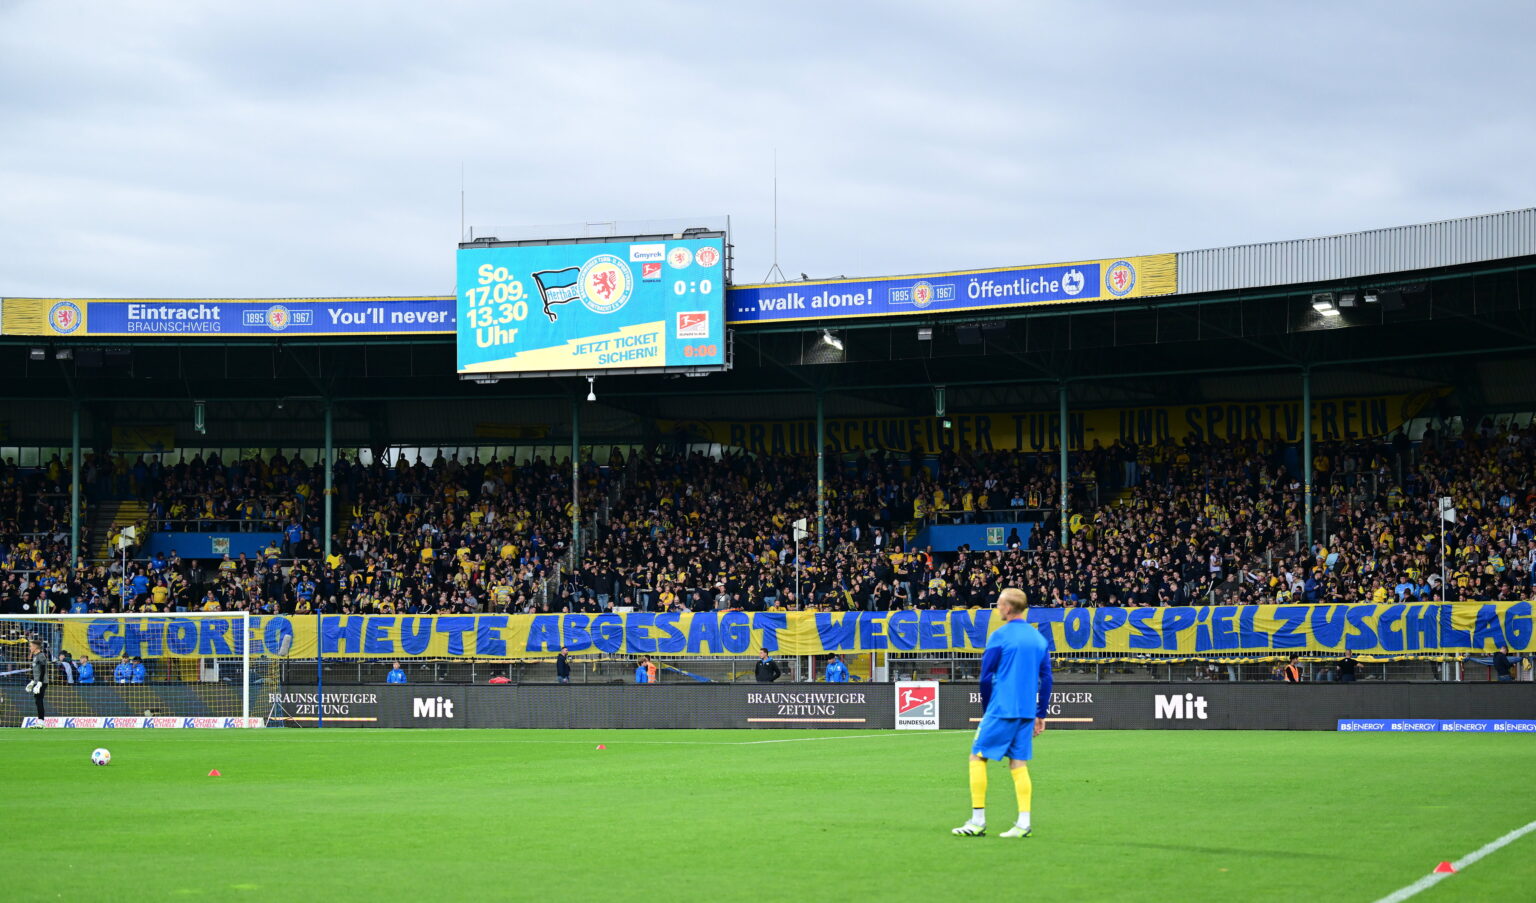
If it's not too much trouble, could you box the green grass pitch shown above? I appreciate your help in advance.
[4,729,1533,902]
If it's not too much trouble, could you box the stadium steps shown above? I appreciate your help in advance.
[88,500,149,561]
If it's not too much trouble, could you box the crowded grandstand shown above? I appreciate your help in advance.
[4,427,1535,623]
[3,209,1535,660]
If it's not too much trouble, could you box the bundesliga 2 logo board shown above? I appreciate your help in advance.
[456,234,728,377]
[895,681,940,730]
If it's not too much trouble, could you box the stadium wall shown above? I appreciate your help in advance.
[259,683,1536,731]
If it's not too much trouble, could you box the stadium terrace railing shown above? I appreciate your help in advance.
[149,517,289,532]
[922,506,1053,526]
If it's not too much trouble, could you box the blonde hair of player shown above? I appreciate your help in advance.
[996,587,1027,618]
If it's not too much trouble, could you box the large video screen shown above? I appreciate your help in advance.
[456,234,727,376]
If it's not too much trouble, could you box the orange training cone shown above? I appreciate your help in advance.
[1433,862,1456,874]
[208,769,222,777]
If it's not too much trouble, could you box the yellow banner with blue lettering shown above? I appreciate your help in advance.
[64,603,1533,662]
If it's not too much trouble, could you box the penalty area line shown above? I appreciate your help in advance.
[1369,817,1536,903]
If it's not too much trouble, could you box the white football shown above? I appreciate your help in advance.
[91,748,111,766]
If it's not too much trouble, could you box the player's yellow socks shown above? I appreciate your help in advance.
[968,758,988,809]
[1010,763,1033,815]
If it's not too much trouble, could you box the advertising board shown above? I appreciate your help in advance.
[456,234,727,376]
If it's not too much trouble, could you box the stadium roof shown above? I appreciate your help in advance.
[1176,207,1535,294]
[2,209,1534,443]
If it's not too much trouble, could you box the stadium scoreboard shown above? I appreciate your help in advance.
[456,231,729,378]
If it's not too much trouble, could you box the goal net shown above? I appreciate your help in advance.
[0,613,263,728]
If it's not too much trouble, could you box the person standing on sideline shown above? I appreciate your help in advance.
[77,655,95,685]
[1493,645,1519,682]
[556,647,572,684]
[386,662,407,684]
[1337,652,1358,683]
[755,650,781,683]
[645,657,659,685]
[1283,655,1303,683]
[634,656,651,684]
[825,654,850,683]
[26,639,48,721]
[55,651,78,684]
[129,657,147,684]
[953,588,1051,839]
[113,656,132,683]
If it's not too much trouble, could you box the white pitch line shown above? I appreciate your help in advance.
[272,735,750,746]
[227,731,969,747]
[1370,817,1536,903]
[460,731,964,746]
[735,731,964,745]
[24,729,972,747]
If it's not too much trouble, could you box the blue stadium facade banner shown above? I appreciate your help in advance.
[4,255,1173,336]
[726,253,1177,324]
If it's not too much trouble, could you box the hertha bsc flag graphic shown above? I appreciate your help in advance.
[895,681,939,730]
[531,267,582,322]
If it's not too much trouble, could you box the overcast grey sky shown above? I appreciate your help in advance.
[1,0,1532,298]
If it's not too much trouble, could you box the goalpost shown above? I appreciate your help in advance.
[0,612,264,728]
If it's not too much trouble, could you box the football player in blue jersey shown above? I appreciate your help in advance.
[953,587,1052,839]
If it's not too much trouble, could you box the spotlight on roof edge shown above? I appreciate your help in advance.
[821,330,844,351]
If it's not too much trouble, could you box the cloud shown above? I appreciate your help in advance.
[0,0,1532,298]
